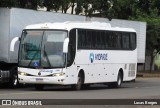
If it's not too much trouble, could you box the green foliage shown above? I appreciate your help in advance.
[43,0,61,12]
[132,17,160,56]
[0,0,43,10]
[0,0,18,7]
[112,0,136,19]
[0,0,159,57]
[129,0,160,56]
[61,0,71,13]
[75,0,83,15]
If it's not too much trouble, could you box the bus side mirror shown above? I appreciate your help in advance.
[19,37,21,41]
[10,37,20,52]
[63,38,69,53]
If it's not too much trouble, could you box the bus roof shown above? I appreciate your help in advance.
[25,21,136,32]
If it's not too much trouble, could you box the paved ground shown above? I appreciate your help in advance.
[1,78,160,99]
[0,78,160,108]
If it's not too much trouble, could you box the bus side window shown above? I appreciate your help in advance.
[78,29,86,49]
[108,31,114,48]
[122,32,130,50]
[96,31,101,49]
[101,31,106,49]
[130,33,136,50]
[92,30,96,49]
[115,32,122,49]
[86,30,92,49]
[67,29,76,67]
[104,31,109,49]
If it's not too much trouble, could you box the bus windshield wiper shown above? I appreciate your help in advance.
[27,50,40,67]
[43,49,52,68]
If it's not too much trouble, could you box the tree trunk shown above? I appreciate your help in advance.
[71,3,75,14]
[64,8,67,13]
[47,7,51,11]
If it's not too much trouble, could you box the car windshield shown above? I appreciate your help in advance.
[18,30,67,68]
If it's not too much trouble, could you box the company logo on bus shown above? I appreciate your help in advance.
[90,53,94,63]
[89,53,108,63]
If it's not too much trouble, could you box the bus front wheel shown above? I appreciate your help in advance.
[71,73,84,90]
[35,84,44,90]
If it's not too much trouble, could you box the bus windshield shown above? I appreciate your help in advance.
[18,30,67,68]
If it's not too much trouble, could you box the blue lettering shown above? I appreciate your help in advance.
[95,54,98,60]
[94,53,107,60]
[100,54,102,60]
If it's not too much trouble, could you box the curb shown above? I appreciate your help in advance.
[137,73,160,78]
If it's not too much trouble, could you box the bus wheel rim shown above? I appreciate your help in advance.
[118,76,121,86]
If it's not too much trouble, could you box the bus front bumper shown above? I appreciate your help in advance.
[18,75,66,85]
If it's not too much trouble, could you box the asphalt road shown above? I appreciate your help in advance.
[0,78,160,108]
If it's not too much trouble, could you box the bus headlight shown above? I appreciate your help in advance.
[52,72,65,77]
[18,71,27,76]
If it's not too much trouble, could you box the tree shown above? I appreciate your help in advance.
[0,0,18,7]
[91,0,110,17]
[19,0,41,10]
[75,0,83,15]
[70,0,76,14]
[43,0,61,12]
[129,0,160,56]
[61,0,71,13]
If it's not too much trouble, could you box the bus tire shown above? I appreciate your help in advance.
[108,72,122,88]
[35,84,44,90]
[9,69,19,88]
[71,73,84,90]
[12,74,19,88]
[82,84,90,89]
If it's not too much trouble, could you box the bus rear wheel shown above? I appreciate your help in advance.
[108,72,122,88]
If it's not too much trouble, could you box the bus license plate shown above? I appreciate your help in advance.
[36,78,43,81]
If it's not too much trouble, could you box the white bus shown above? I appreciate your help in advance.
[18,22,137,90]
